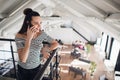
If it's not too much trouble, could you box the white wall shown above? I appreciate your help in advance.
[72,22,91,41]
[100,33,107,51]
[110,39,120,66]
[46,28,84,44]
[96,37,102,45]
[72,30,87,43]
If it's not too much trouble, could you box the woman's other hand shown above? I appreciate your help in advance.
[41,47,50,59]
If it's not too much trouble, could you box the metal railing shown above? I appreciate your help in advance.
[0,38,17,79]
[34,48,59,80]
[0,38,60,80]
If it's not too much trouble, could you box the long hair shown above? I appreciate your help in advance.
[18,8,40,34]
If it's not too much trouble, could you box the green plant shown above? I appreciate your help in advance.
[89,61,97,76]
[86,44,91,53]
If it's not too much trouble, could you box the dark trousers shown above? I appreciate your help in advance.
[17,65,41,80]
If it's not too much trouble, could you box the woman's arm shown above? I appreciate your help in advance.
[17,39,31,63]
[49,40,59,51]
[41,40,58,59]
[17,26,37,63]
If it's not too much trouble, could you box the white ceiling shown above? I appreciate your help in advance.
[0,0,120,42]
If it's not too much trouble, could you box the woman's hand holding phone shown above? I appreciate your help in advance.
[26,25,38,40]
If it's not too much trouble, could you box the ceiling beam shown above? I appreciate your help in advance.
[0,13,8,19]
[9,0,31,17]
[105,13,120,22]
[102,0,120,12]
[52,1,101,38]
[75,0,106,17]
[0,0,42,36]
[86,17,120,41]
[40,0,55,8]
[112,22,120,30]
[112,24,120,31]
[53,0,85,18]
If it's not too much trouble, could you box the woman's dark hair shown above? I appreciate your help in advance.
[18,8,40,34]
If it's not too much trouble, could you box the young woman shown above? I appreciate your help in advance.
[15,8,58,80]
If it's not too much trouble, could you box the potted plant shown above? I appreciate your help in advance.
[89,61,97,77]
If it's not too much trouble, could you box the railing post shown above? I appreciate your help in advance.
[10,41,17,79]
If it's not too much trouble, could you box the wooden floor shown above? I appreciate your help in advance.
[56,44,114,80]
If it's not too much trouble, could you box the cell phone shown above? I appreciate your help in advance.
[28,22,33,27]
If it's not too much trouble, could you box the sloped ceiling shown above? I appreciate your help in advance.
[0,0,120,42]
